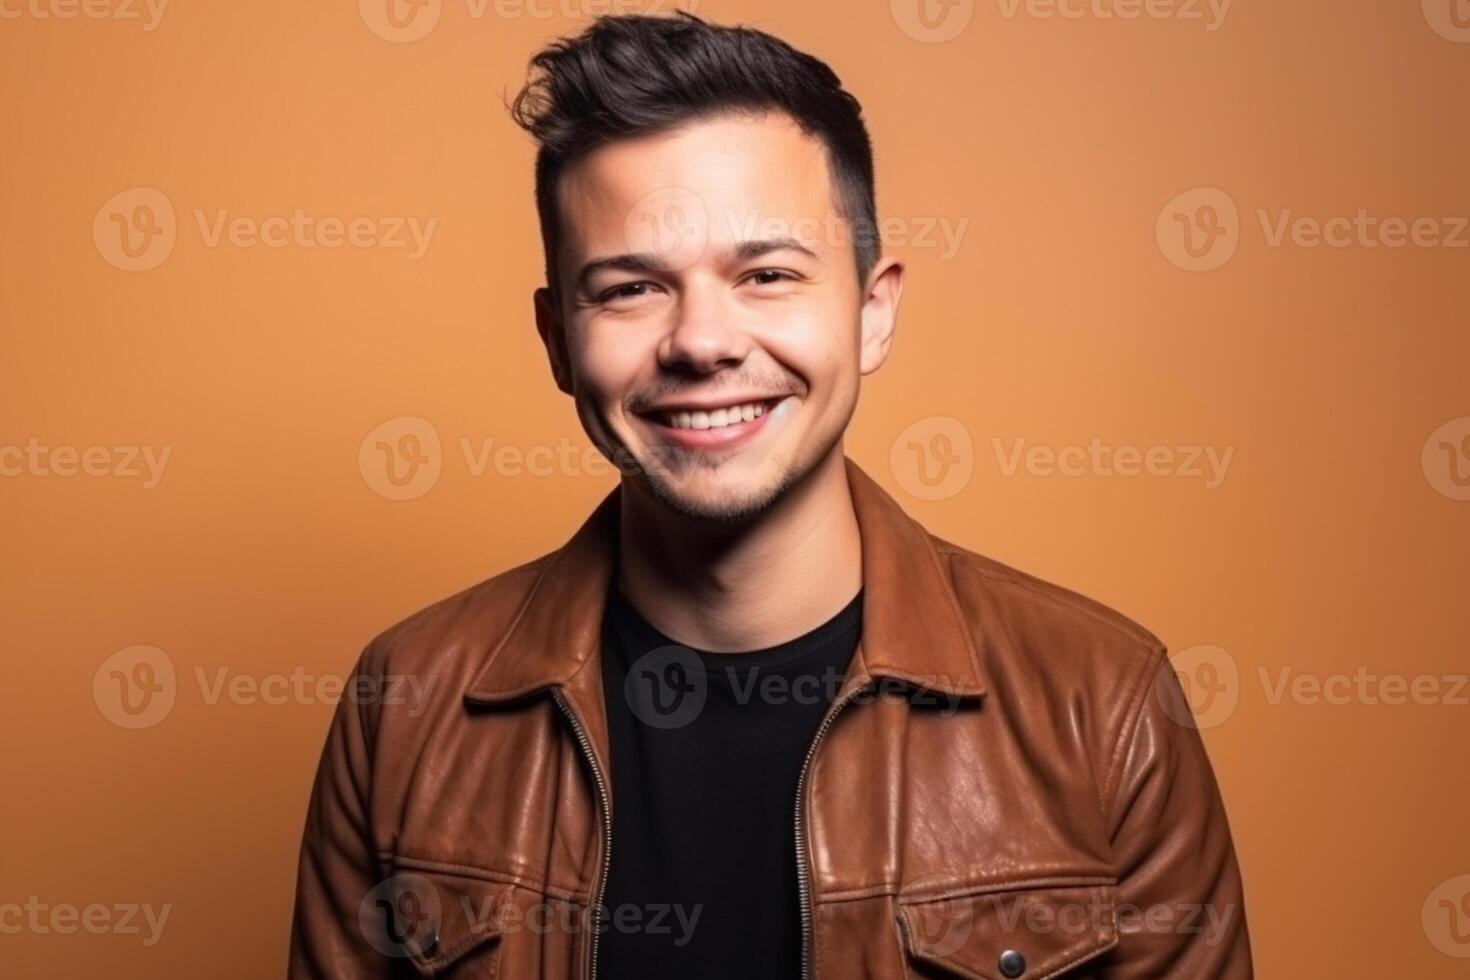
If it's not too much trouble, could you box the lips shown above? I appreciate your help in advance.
[650,398,780,431]
[637,395,791,451]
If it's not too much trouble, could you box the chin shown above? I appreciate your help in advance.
[639,457,797,526]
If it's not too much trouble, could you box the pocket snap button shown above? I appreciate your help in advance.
[998,949,1026,977]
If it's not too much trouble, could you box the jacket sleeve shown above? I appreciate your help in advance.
[287,644,395,979]
[1101,646,1253,978]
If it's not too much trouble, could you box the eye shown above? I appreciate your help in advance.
[744,269,797,287]
[598,281,659,304]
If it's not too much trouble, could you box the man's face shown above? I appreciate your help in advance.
[537,111,901,524]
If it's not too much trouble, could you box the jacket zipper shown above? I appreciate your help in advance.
[794,681,870,980]
[551,688,613,980]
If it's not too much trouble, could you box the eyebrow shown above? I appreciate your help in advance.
[574,237,820,293]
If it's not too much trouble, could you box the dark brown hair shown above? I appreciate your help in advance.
[510,11,879,293]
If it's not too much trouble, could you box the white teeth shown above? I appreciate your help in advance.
[663,400,772,430]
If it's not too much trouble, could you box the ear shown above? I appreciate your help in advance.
[858,254,905,375]
[534,286,574,395]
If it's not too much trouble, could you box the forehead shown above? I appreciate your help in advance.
[554,111,839,270]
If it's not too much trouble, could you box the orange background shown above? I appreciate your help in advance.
[2,0,1467,976]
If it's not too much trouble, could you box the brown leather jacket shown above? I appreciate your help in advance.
[289,457,1252,979]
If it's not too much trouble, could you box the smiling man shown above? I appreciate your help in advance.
[289,12,1252,980]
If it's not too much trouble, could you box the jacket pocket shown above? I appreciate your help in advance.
[365,863,511,977]
[896,880,1118,979]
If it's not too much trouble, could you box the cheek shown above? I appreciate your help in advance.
[568,321,646,409]
[756,297,862,395]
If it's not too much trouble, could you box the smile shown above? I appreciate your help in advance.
[657,399,778,430]
[638,396,791,451]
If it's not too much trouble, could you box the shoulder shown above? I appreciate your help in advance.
[351,552,554,703]
[930,533,1169,716]
[929,533,1186,818]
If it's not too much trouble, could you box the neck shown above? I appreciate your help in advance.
[615,447,863,653]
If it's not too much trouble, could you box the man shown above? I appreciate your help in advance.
[289,12,1252,979]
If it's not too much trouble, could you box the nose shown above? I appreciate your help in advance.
[657,280,751,374]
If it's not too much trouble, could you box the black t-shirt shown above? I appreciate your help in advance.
[596,584,863,979]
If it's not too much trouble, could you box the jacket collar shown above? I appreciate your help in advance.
[464,456,986,706]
